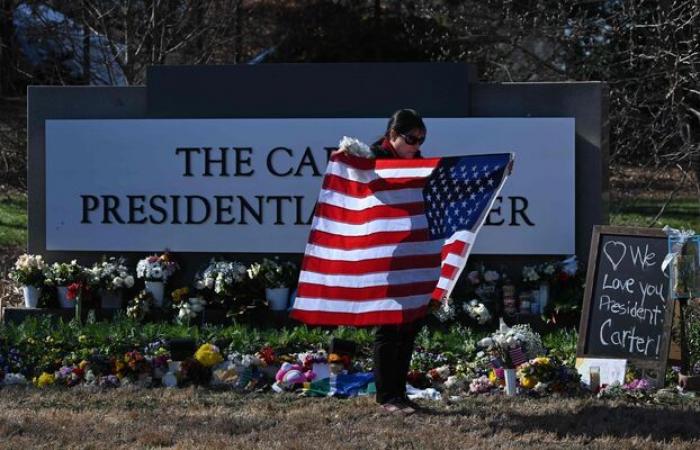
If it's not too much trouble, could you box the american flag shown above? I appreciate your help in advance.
[290,152,514,326]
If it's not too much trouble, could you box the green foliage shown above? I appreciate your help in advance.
[0,314,582,379]
[542,328,578,366]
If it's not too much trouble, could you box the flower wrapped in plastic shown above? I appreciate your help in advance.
[250,258,298,289]
[87,256,135,292]
[195,343,224,368]
[477,324,545,369]
[136,251,179,282]
[195,258,248,303]
[463,299,492,324]
[338,136,373,159]
[662,226,699,299]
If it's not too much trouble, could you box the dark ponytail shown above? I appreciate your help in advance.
[371,108,427,151]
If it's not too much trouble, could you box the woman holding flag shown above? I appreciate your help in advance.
[291,108,513,415]
[335,109,438,415]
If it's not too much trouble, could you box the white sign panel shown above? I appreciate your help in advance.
[45,118,575,254]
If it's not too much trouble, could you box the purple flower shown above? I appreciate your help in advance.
[623,378,653,391]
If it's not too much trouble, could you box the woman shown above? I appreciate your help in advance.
[336,109,440,415]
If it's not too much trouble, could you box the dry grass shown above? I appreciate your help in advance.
[0,387,698,449]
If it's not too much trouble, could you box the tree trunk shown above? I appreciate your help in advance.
[0,0,16,96]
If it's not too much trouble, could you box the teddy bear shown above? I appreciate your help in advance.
[274,362,316,389]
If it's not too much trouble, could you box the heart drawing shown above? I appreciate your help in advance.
[603,240,626,272]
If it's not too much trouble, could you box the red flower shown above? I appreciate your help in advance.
[558,271,570,283]
[72,367,85,379]
[66,282,81,300]
[257,346,276,366]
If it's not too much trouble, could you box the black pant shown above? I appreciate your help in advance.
[373,318,423,404]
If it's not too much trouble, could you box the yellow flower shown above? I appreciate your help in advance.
[194,343,223,368]
[533,356,550,366]
[78,335,88,344]
[171,287,190,303]
[488,370,497,384]
[34,372,55,388]
[520,376,537,389]
[79,360,89,370]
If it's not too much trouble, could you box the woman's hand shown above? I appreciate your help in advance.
[331,146,348,158]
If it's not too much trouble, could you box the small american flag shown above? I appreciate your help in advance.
[508,346,528,367]
[290,152,514,326]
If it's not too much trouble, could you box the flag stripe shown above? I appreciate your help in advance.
[293,295,429,313]
[315,201,425,224]
[297,280,437,300]
[328,159,436,184]
[323,174,427,198]
[333,154,440,170]
[304,241,441,261]
[319,188,424,211]
[299,266,440,288]
[313,215,428,236]
[308,229,430,250]
[301,253,441,275]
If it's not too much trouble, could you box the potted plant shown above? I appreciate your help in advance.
[8,254,47,308]
[253,258,298,311]
[87,256,135,309]
[136,252,179,307]
[45,260,84,308]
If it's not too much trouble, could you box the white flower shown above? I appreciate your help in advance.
[338,136,373,158]
[195,280,205,290]
[484,271,500,282]
[205,277,214,289]
[467,271,480,284]
[478,337,494,348]
[124,276,135,288]
[113,277,124,288]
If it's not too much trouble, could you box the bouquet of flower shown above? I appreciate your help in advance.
[466,265,504,298]
[87,256,135,292]
[126,290,153,321]
[8,254,47,287]
[45,260,84,286]
[477,324,545,369]
[195,343,224,368]
[521,261,561,286]
[517,356,582,395]
[174,296,207,324]
[469,375,494,394]
[250,258,298,289]
[338,136,373,158]
[463,299,492,324]
[195,258,248,298]
[433,297,457,323]
[517,356,557,389]
[136,252,179,282]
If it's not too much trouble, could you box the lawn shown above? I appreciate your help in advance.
[0,191,26,248]
[610,197,700,231]
[0,387,698,449]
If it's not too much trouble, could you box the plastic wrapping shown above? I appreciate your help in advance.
[662,226,700,299]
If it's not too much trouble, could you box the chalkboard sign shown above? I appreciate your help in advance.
[577,226,674,385]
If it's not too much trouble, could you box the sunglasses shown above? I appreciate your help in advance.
[400,133,426,146]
